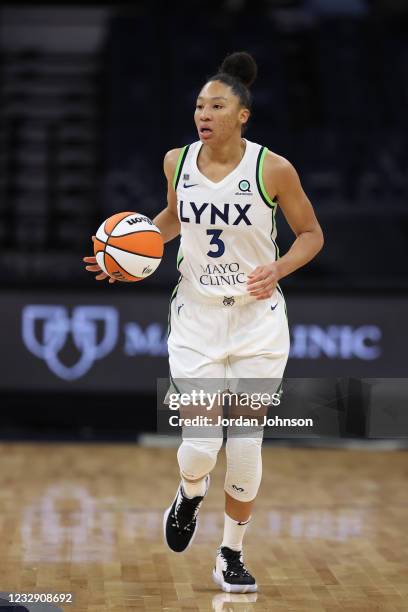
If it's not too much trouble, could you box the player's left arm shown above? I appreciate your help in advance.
[247,153,324,300]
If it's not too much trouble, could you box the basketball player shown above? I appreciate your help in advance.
[83,52,323,593]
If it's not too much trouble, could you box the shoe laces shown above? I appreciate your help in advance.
[221,547,251,578]
[171,490,202,533]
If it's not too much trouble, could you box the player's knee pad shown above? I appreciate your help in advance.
[224,431,263,501]
[177,437,223,481]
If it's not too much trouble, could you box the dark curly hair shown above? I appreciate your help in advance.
[206,51,258,110]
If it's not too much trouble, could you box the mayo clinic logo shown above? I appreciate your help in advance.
[22,305,119,381]
[22,304,168,381]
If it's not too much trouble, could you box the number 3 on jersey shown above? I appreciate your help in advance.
[206,229,225,258]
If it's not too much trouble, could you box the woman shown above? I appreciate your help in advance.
[84,51,323,593]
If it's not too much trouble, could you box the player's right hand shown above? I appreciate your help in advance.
[83,236,117,283]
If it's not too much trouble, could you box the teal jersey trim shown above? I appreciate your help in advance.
[276,283,288,320]
[256,146,278,208]
[172,145,190,191]
[270,205,280,262]
[167,276,181,338]
[167,276,183,396]
[176,246,184,270]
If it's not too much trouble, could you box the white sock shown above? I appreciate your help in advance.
[182,475,207,498]
[221,512,251,551]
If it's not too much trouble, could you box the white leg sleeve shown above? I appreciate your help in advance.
[224,430,263,501]
[177,437,223,481]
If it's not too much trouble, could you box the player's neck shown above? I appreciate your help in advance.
[202,135,246,166]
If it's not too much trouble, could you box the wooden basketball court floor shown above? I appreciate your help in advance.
[0,442,407,611]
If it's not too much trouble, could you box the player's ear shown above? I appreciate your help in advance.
[239,107,250,128]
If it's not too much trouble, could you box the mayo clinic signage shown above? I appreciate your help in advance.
[21,309,381,381]
[0,292,406,390]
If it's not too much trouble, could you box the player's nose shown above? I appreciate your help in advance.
[199,105,212,121]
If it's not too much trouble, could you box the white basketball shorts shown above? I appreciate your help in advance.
[167,278,290,392]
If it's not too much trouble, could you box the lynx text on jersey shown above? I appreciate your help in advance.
[179,201,252,225]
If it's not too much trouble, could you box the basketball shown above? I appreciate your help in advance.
[93,211,164,282]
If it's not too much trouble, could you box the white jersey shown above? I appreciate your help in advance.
[173,138,280,298]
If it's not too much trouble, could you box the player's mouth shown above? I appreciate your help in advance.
[199,126,213,139]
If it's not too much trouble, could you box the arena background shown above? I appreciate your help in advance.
[0,1,407,441]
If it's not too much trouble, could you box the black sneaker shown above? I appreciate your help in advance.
[163,476,209,553]
[212,546,257,593]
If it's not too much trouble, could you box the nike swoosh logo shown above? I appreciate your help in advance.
[271,302,278,311]
[183,182,198,188]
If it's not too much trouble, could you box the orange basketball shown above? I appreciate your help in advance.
[93,211,164,282]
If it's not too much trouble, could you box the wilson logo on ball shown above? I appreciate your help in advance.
[93,211,164,282]
[126,216,153,226]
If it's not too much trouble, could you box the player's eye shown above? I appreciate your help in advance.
[196,104,203,109]
[214,105,223,109]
